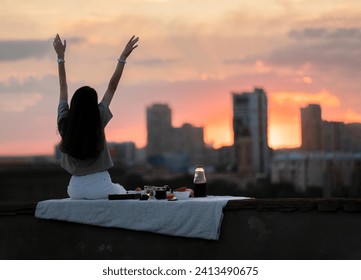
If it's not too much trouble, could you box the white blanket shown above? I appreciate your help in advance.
[35,196,249,240]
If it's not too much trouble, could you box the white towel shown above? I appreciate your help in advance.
[35,196,249,240]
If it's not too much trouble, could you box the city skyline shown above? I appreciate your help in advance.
[1,0,361,156]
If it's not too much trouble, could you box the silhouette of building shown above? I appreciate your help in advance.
[108,142,137,167]
[146,104,173,159]
[232,87,269,176]
[345,123,361,152]
[300,104,361,153]
[146,103,205,172]
[322,121,353,152]
[215,145,235,172]
[301,104,322,151]
[271,104,361,196]
[271,152,361,197]
[173,123,205,167]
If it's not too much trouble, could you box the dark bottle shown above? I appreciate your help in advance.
[193,165,207,197]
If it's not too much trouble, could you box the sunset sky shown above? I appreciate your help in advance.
[1,0,361,156]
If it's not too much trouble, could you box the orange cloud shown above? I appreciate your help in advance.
[344,109,361,123]
[253,60,271,73]
[271,89,340,108]
[302,76,312,84]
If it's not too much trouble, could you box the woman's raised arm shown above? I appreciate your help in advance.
[53,34,68,102]
[101,35,139,107]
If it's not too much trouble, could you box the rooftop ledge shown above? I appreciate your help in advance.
[2,198,361,260]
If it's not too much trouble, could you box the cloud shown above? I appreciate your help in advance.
[0,39,51,61]
[0,93,43,112]
[223,57,252,65]
[0,75,57,112]
[0,75,56,94]
[223,27,361,77]
[288,28,329,39]
[134,58,178,66]
[288,27,361,40]
[344,108,361,123]
[0,37,84,61]
[267,27,361,72]
[271,90,341,108]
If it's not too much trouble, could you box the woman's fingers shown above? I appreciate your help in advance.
[127,35,135,44]
[128,36,139,47]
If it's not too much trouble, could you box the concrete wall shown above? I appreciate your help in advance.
[2,198,361,260]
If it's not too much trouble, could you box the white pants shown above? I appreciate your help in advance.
[67,171,126,199]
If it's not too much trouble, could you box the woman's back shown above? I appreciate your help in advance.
[58,99,114,176]
[58,86,104,160]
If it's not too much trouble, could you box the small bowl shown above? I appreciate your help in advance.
[173,191,191,200]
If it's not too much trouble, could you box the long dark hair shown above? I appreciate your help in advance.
[58,86,104,160]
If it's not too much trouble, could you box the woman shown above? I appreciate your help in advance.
[53,33,139,199]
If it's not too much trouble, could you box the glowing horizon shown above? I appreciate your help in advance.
[0,93,352,156]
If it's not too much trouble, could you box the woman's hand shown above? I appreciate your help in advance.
[119,35,139,61]
[101,35,139,107]
[53,34,66,58]
[53,34,68,102]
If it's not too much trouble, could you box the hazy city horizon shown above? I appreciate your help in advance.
[2,92,360,159]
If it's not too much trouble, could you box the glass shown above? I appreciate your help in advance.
[155,186,167,200]
[144,185,155,199]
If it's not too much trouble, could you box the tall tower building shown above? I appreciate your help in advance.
[301,104,322,151]
[146,104,173,158]
[232,88,269,176]
[322,121,346,152]
[146,103,207,171]
[173,123,205,166]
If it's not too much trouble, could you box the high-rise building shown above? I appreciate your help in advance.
[146,103,206,171]
[108,142,137,166]
[232,88,269,176]
[173,123,205,166]
[345,123,361,152]
[322,121,347,152]
[146,104,173,158]
[300,104,361,153]
[301,104,322,151]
